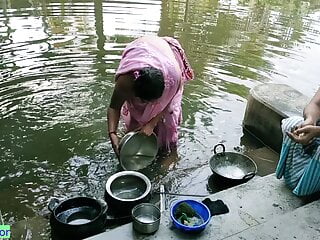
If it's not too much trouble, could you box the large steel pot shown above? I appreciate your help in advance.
[48,197,108,239]
[105,171,152,215]
[119,132,158,171]
[209,144,257,183]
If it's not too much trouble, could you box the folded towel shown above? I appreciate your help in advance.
[202,198,229,216]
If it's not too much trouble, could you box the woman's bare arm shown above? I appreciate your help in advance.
[303,88,320,125]
[107,74,134,156]
[108,88,125,134]
[139,109,166,136]
[108,74,134,131]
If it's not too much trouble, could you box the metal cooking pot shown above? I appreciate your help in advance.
[209,144,257,182]
[119,132,158,171]
[105,171,152,215]
[132,203,161,234]
[48,197,108,239]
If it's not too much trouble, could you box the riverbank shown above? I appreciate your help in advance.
[86,174,320,240]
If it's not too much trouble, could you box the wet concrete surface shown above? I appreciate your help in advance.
[226,200,320,240]
[10,142,278,240]
[86,174,319,240]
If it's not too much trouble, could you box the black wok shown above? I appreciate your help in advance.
[209,144,257,183]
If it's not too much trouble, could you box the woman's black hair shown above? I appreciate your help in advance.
[133,67,165,101]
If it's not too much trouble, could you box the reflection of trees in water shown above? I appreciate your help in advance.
[0,0,114,142]
[158,0,320,127]
[3,0,319,117]
[159,0,320,85]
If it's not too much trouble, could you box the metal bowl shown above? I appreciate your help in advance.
[119,132,158,171]
[105,171,152,213]
[132,203,160,234]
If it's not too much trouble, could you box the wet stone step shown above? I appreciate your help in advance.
[86,174,316,240]
[226,199,320,240]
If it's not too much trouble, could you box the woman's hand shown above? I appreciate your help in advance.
[109,133,120,158]
[139,109,164,136]
[287,125,320,145]
[301,117,316,127]
[290,117,315,133]
[140,123,155,136]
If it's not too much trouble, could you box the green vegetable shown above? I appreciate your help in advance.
[174,202,197,219]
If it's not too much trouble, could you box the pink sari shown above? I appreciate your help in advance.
[115,36,194,149]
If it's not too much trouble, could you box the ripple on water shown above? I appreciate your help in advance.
[0,0,320,226]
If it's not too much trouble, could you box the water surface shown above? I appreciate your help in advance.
[1,0,320,226]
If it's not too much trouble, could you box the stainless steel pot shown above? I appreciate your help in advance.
[132,203,160,234]
[119,132,136,150]
[119,132,158,171]
[105,171,152,214]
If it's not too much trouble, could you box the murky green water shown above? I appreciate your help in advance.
[1,0,320,225]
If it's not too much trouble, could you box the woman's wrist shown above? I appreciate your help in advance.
[304,115,317,126]
[109,131,117,136]
[149,117,161,129]
[150,110,165,127]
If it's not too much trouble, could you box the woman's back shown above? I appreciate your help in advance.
[126,36,181,76]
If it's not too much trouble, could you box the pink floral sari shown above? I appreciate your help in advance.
[115,36,194,149]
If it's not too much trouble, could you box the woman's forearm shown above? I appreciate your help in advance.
[108,75,130,133]
[139,109,166,136]
[304,89,320,124]
[315,126,320,137]
[148,109,165,128]
[107,107,120,133]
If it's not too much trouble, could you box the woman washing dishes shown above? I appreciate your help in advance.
[107,36,194,158]
[276,88,320,196]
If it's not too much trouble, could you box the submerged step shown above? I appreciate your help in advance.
[243,84,310,152]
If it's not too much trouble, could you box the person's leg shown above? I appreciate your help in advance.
[293,145,320,196]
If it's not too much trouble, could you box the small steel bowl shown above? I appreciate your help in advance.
[119,132,158,171]
[105,171,152,213]
[132,203,160,234]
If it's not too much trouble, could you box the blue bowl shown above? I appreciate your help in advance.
[170,200,211,232]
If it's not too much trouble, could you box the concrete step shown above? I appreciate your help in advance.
[87,174,318,240]
[226,199,320,240]
[243,83,310,152]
